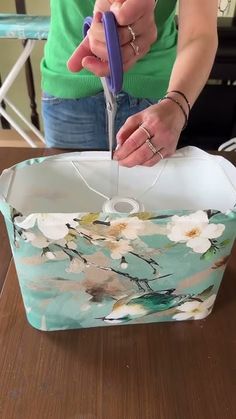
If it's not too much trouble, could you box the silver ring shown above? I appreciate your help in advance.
[139,125,152,139]
[157,150,164,160]
[130,41,140,56]
[128,25,136,42]
[145,139,157,155]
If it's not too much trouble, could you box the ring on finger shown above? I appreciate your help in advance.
[157,150,164,160]
[128,25,136,42]
[145,138,158,155]
[139,125,152,139]
[130,41,140,56]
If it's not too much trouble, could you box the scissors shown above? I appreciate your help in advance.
[83,12,123,159]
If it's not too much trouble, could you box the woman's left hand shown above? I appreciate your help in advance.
[113,99,186,167]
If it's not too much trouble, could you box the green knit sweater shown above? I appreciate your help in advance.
[41,0,177,100]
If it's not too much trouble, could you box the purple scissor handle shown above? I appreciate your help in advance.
[83,12,123,95]
[84,12,123,161]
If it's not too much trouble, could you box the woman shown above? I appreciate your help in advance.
[41,0,218,167]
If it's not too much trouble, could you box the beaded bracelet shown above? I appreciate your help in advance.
[159,95,188,130]
[166,90,191,114]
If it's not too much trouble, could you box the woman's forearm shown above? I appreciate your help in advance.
[167,0,218,109]
[167,33,218,108]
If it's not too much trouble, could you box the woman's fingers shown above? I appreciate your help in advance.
[81,56,109,77]
[83,31,154,76]
[67,37,91,72]
[68,4,157,77]
[83,5,157,75]
[68,0,157,76]
[116,114,142,145]
[87,29,153,64]
[118,12,157,46]
[90,13,156,46]
[117,140,159,167]
[114,113,160,166]
[110,0,155,26]
[143,148,169,167]
[115,126,153,161]
[114,100,185,167]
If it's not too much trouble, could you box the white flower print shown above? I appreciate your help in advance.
[22,231,36,242]
[45,251,56,260]
[167,210,225,253]
[173,294,216,321]
[15,213,79,240]
[106,239,133,260]
[120,261,128,270]
[107,217,143,240]
[22,231,49,249]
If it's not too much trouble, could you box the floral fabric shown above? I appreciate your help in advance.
[5,207,235,331]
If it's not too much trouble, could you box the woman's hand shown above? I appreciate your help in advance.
[113,99,186,167]
[67,0,157,76]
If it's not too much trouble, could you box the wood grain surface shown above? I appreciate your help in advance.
[0,148,235,419]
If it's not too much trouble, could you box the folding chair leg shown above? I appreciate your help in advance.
[5,97,45,144]
[0,105,37,148]
[0,74,11,129]
[218,138,236,152]
[0,39,35,102]
[0,39,45,147]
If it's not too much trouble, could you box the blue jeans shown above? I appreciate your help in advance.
[42,91,157,149]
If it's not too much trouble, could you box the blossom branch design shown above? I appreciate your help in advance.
[67,224,161,274]
[51,243,172,292]
[129,251,159,274]
[11,209,23,246]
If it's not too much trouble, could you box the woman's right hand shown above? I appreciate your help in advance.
[68,0,157,76]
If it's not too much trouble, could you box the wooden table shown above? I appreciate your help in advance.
[0,148,235,419]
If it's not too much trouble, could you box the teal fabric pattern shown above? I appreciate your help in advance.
[0,150,236,332]
[0,14,50,40]
[4,207,236,331]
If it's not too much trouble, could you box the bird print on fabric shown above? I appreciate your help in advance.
[101,288,200,324]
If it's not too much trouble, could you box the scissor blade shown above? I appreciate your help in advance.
[101,77,117,159]
[101,77,119,195]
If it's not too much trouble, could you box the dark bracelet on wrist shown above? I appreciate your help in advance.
[166,90,191,114]
[159,95,188,130]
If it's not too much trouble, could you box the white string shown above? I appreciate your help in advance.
[71,161,110,201]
